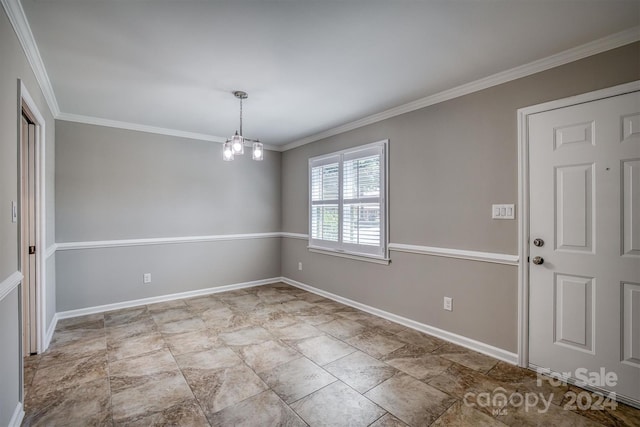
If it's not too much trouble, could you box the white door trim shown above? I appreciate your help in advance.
[516,80,640,367]
[19,80,47,354]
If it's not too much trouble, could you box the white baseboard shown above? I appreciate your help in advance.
[55,277,281,319]
[51,274,517,365]
[9,402,24,427]
[280,277,518,365]
[43,313,58,351]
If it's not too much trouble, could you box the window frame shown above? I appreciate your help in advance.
[308,139,389,263]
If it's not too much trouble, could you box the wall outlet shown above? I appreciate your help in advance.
[143,273,152,284]
[298,262,303,271]
[443,297,453,311]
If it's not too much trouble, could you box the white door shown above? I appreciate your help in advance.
[529,90,640,405]
[21,112,37,355]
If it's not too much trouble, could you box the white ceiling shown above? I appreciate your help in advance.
[19,0,640,146]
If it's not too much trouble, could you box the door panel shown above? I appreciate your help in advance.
[555,163,593,252]
[554,121,594,150]
[529,90,640,405]
[622,113,640,142]
[554,273,593,353]
[623,160,640,256]
[622,282,640,367]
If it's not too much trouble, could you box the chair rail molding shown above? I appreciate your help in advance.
[282,233,519,265]
[0,271,23,302]
[388,243,519,266]
[55,232,283,251]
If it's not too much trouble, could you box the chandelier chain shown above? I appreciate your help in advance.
[239,96,243,135]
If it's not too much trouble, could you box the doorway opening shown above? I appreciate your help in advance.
[18,80,48,365]
[20,108,38,356]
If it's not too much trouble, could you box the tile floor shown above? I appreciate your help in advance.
[22,283,640,426]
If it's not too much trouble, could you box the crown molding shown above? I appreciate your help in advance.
[57,112,226,143]
[56,112,280,151]
[1,0,59,116]
[281,25,640,151]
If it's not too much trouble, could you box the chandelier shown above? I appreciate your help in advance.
[223,91,263,161]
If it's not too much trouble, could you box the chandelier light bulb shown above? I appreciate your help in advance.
[223,141,234,161]
[252,142,264,161]
[231,132,244,154]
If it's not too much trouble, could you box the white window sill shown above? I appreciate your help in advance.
[307,246,391,265]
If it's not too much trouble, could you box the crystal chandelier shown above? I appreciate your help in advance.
[223,91,263,161]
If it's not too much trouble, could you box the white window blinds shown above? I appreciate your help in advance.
[310,156,340,243]
[309,140,388,259]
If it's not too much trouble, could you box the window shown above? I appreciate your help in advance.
[309,140,388,261]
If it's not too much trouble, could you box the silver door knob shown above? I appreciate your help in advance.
[533,238,544,247]
[532,256,544,265]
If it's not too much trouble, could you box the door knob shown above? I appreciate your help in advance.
[532,256,544,265]
[533,238,544,247]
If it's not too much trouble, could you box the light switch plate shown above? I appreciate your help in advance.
[492,204,515,220]
[11,201,17,223]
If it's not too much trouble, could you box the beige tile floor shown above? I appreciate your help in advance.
[22,283,640,426]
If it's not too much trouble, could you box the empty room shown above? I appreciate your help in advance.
[1,0,639,426]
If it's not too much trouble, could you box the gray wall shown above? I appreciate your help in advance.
[283,239,518,350]
[46,254,56,327]
[56,239,281,311]
[56,121,281,241]
[281,42,640,353]
[46,112,56,329]
[55,121,282,310]
[0,3,56,425]
[0,290,20,426]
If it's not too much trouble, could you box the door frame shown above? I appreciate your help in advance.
[516,80,640,369]
[18,80,47,354]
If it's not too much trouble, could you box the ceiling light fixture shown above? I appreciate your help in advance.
[223,91,263,161]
